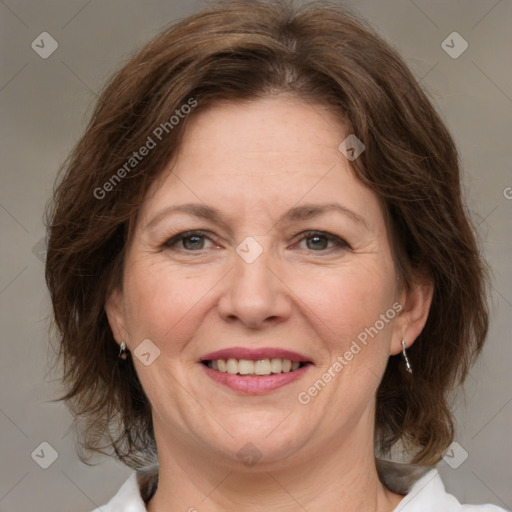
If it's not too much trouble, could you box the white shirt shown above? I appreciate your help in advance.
[91,464,509,512]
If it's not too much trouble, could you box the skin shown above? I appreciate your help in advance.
[106,95,433,512]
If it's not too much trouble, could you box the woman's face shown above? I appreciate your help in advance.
[107,95,429,469]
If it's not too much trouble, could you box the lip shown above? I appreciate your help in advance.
[201,363,311,395]
[199,347,312,363]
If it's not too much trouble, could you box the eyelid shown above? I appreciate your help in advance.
[163,229,350,253]
[163,229,219,250]
[292,230,351,251]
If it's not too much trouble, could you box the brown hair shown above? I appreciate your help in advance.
[45,0,489,468]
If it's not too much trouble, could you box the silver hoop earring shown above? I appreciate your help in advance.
[401,340,412,374]
[119,340,128,360]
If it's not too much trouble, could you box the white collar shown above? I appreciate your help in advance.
[93,463,507,511]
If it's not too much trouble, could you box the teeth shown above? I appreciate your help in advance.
[226,358,238,374]
[255,359,271,375]
[238,359,254,375]
[270,358,282,373]
[207,358,303,376]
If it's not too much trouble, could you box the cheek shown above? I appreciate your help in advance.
[122,259,203,349]
[293,258,397,353]
[121,253,233,362]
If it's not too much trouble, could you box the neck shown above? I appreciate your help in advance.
[146,423,403,512]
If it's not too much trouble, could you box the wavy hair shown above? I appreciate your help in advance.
[45,0,489,468]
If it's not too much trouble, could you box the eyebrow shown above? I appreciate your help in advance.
[144,202,369,232]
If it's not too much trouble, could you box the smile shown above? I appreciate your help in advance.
[203,358,307,376]
[199,348,313,394]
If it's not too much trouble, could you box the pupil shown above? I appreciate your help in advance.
[308,236,327,250]
[184,236,203,250]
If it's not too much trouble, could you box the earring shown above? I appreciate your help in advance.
[401,340,412,374]
[119,340,128,360]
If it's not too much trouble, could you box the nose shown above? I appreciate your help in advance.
[217,246,292,330]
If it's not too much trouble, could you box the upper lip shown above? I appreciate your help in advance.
[200,347,312,363]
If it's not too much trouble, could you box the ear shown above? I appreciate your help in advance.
[105,286,128,347]
[390,273,434,356]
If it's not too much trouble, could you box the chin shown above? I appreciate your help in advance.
[198,414,311,468]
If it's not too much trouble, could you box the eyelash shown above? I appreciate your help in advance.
[163,230,350,253]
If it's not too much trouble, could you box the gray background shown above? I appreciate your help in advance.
[0,0,511,511]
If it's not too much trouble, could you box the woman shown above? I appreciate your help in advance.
[45,1,508,511]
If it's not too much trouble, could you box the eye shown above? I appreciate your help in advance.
[294,231,350,252]
[162,230,349,253]
[164,230,216,251]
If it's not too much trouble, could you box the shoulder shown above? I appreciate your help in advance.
[393,468,509,512]
[90,463,508,512]
[89,470,148,512]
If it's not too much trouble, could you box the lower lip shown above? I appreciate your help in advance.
[201,364,311,395]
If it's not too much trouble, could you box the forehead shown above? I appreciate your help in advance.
[178,95,345,167]
[137,95,384,232]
